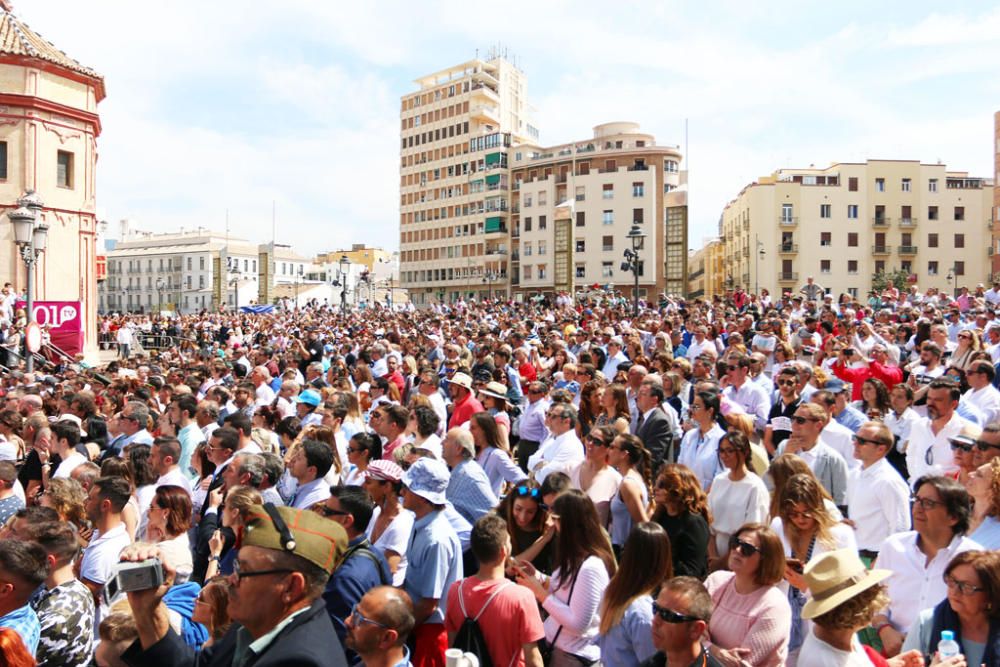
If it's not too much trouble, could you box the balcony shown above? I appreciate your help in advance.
[778,243,798,254]
[897,245,918,255]
[898,217,918,227]
[872,245,890,255]
[778,216,798,226]
[470,104,500,123]
[873,216,890,227]
[778,271,799,281]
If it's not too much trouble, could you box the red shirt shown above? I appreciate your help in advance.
[518,362,537,383]
[449,393,484,429]
[445,578,545,667]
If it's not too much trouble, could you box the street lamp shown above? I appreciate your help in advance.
[482,270,500,300]
[155,277,165,314]
[339,255,349,313]
[8,190,48,373]
[946,267,955,298]
[622,223,646,316]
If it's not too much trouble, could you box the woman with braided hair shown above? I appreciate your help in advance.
[607,432,652,559]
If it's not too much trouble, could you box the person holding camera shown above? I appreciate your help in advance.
[119,503,350,667]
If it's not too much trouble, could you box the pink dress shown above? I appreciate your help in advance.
[704,570,791,667]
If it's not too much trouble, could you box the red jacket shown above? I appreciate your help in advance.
[832,361,904,400]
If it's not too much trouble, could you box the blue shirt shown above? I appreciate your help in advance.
[834,405,867,433]
[518,398,550,443]
[446,459,498,525]
[0,603,40,655]
[677,424,725,491]
[595,594,657,667]
[324,536,390,661]
[404,509,463,626]
[177,422,205,479]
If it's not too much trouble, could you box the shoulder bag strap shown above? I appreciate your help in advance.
[473,580,513,622]
[548,571,579,651]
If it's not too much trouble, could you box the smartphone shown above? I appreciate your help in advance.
[787,558,804,574]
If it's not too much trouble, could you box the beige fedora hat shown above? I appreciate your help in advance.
[801,548,892,620]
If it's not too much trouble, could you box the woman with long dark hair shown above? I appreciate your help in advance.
[607,433,651,557]
[677,390,725,491]
[852,377,891,421]
[707,430,769,571]
[596,384,631,433]
[502,484,553,574]
[570,425,622,528]
[652,463,711,579]
[514,489,616,666]
[470,411,526,496]
[597,522,672,666]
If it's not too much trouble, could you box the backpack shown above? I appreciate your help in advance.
[451,578,511,667]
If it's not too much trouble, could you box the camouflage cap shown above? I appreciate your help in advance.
[242,503,348,574]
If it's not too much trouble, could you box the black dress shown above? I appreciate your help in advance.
[654,510,710,579]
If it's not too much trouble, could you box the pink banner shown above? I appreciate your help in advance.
[15,301,83,357]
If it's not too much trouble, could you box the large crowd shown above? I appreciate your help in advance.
[0,277,999,667]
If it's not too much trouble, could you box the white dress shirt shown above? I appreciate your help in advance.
[963,384,1000,426]
[677,423,725,490]
[822,420,860,471]
[289,477,331,510]
[875,531,982,632]
[905,413,973,485]
[528,430,585,485]
[723,381,771,432]
[154,467,193,494]
[846,458,910,552]
[884,408,921,454]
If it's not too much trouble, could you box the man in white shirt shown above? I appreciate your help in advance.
[685,326,711,362]
[250,365,277,407]
[961,360,1000,426]
[601,336,629,379]
[417,370,448,432]
[150,437,192,494]
[722,355,771,436]
[846,422,910,560]
[47,420,87,480]
[80,476,133,605]
[810,391,860,471]
[779,403,849,510]
[288,439,333,509]
[906,379,977,485]
[984,281,1000,307]
[871,476,982,657]
[526,403,584,485]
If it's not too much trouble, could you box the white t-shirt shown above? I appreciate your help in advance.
[81,523,131,586]
[707,472,770,556]
[365,506,414,587]
[799,630,871,666]
[52,451,87,479]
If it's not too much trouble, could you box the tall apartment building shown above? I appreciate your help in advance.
[398,56,536,305]
[688,238,724,299]
[720,160,994,298]
[993,111,1000,278]
[509,122,687,301]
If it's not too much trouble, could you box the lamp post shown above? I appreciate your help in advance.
[155,277,165,314]
[8,189,48,373]
[482,270,499,300]
[755,235,765,295]
[946,267,955,298]
[338,255,349,313]
[622,223,646,316]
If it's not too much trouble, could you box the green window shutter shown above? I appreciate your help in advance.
[485,152,502,165]
[485,216,503,232]
[485,173,501,185]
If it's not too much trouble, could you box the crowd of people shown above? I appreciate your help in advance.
[0,277,999,666]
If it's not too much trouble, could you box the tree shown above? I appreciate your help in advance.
[870,268,911,295]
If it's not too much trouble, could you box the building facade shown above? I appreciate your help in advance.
[398,55,536,305]
[509,122,687,301]
[720,160,994,298]
[688,238,724,300]
[993,111,1000,279]
[0,2,105,352]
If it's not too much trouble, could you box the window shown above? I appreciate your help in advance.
[633,208,644,224]
[538,264,547,280]
[955,261,965,276]
[901,261,912,273]
[955,234,965,248]
[186,257,192,270]
[539,215,547,230]
[875,178,885,192]
[820,204,831,218]
[847,260,858,274]
[928,206,939,221]
[524,195,532,207]
[576,212,585,227]
[820,260,831,274]
[928,261,938,275]
[603,184,614,199]
[575,240,585,252]
[847,205,858,219]
[820,232,832,247]
[523,265,532,279]
[524,217,532,232]
[847,233,858,247]
[57,151,73,188]
[575,186,585,201]
[523,243,532,256]
[875,260,885,274]
[538,241,546,255]
[954,206,965,221]
[602,262,613,278]
[575,264,586,278]
[929,179,938,192]
[632,182,644,197]
[603,210,613,225]
[928,233,938,248]
[781,204,793,222]
[848,177,858,191]
[199,275,205,288]
[664,160,679,173]
[0,141,7,180]
[902,178,911,192]
[603,235,614,251]
[538,192,547,207]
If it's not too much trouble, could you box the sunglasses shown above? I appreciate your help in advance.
[514,486,540,500]
[587,435,608,447]
[651,601,699,624]
[777,380,797,387]
[792,416,819,424]
[318,506,350,518]
[975,440,1000,452]
[728,536,760,557]
[949,441,974,453]
[853,435,887,447]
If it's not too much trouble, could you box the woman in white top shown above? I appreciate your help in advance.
[514,489,616,666]
[707,430,770,571]
[883,383,921,475]
[771,474,857,666]
[145,485,194,583]
[363,460,413,586]
[677,391,725,491]
[570,425,622,529]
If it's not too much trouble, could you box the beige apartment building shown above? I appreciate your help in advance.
[993,111,1000,277]
[688,238,725,299]
[719,160,994,299]
[398,55,536,305]
[509,122,687,301]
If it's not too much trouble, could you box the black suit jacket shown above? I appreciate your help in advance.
[635,407,674,471]
[122,599,348,667]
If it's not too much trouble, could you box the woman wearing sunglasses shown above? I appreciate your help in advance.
[772,474,857,666]
[704,523,791,667]
[902,550,1000,666]
[190,576,233,649]
[707,430,770,572]
[597,522,672,666]
[514,489,616,667]
[502,483,553,574]
[570,425,623,528]
[652,464,710,579]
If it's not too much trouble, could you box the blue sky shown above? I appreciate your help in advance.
[19,0,1000,252]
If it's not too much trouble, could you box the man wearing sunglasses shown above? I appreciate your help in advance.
[643,576,723,667]
[973,424,1000,467]
[962,361,1000,426]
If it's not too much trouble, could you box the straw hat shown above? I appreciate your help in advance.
[446,372,473,390]
[478,381,510,403]
[801,549,892,620]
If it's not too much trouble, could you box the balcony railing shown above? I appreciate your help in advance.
[872,245,890,254]
[898,217,918,227]
[779,244,798,253]
[778,271,799,281]
[873,216,890,227]
[778,216,798,226]
[898,245,918,255]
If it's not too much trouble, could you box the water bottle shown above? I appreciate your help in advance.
[937,630,961,659]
